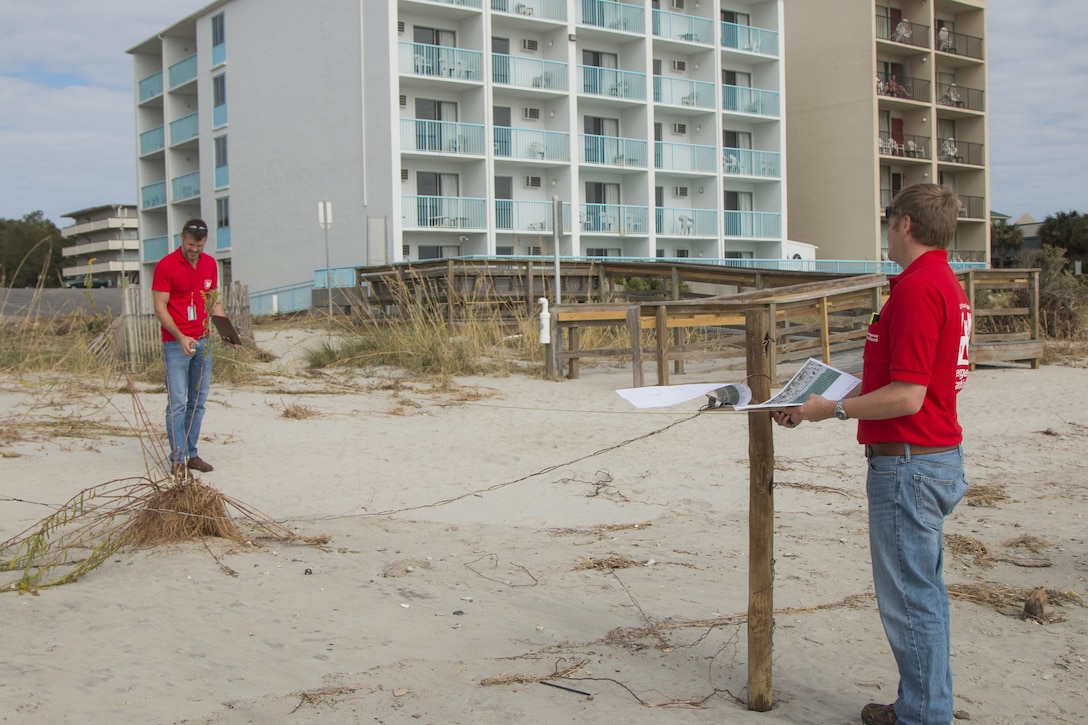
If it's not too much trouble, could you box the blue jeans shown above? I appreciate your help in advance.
[163,338,213,466]
[866,445,967,725]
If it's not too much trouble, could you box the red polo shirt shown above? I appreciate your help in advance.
[152,247,219,342]
[858,249,972,446]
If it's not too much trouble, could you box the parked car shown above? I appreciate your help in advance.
[66,278,110,288]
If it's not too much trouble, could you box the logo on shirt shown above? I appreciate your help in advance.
[204,279,213,290]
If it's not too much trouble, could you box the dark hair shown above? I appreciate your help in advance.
[181,218,209,238]
[889,184,959,249]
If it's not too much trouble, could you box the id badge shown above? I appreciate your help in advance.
[187,304,197,322]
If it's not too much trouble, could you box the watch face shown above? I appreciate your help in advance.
[835,401,847,420]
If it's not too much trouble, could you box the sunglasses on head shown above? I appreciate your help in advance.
[184,225,208,237]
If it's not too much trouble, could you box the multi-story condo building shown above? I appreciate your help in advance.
[783,0,989,263]
[129,0,791,301]
[60,204,140,288]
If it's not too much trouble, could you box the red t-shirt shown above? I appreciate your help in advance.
[858,249,972,446]
[151,247,219,342]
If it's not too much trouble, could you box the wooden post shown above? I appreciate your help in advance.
[627,305,643,388]
[819,296,831,364]
[655,305,669,386]
[671,267,684,376]
[745,305,774,712]
[1029,269,1040,368]
[567,326,580,379]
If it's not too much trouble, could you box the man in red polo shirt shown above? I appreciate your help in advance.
[774,184,972,725]
[152,218,226,478]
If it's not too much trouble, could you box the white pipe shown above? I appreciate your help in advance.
[538,297,550,344]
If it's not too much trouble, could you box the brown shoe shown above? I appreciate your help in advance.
[861,703,897,725]
[187,456,214,473]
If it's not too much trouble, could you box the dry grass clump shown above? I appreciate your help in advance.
[965,484,1008,507]
[570,554,643,571]
[947,582,1083,622]
[945,533,992,566]
[125,480,246,547]
[282,402,319,419]
[0,309,112,376]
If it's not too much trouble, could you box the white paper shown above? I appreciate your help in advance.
[616,383,750,409]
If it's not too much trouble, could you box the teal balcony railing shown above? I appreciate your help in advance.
[431,0,481,6]
[168,54,197,88]
[493,0,566,21]
[141,181,167,209]
[579,0,644,33]
[581,134,647,167]
[401,118,486,155]
[212,42,226,66]
[653,76,715,108]
[652,8,713,44]
[492,53,568,90]
[579,65,645,100]
[216,225,230,251]
[399,42,483,81]
[139,125,165,156]
[495,199,573,233]
[656,207,718,236]
[213,103,227,127]
[723,147,781,178]
[722,84,779,116]
[169,112,199,145]
[215,165,229,189]
[402,195,487,229]
[655,141,717,173]
[581,203,649,234]
[138,71,163,102]
[721,21,778,55]
[142,235,169,263]
[493,126,569,161]
[724,210,781,239]
[172,171,200,201]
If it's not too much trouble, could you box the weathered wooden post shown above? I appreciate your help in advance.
[745,304,774,712]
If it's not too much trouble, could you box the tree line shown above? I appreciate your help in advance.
[0,211,63,288]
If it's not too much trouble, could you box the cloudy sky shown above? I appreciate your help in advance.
[0,0,1084,229]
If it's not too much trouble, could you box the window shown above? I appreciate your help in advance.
[582,50,619,95]
[216,196,230,229]
[414,98,457,151]
[214,135,228,188]
[212,74,227,126]
[212,13,226,46]
[414,26,454,47]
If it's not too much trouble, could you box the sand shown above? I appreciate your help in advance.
[1,325,1086,724]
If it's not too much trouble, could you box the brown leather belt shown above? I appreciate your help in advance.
[866,442,958,458]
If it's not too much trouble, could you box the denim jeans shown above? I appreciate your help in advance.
[866,445,967,725]
[163,338,213,466]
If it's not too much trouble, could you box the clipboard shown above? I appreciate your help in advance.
[211,315,242,345]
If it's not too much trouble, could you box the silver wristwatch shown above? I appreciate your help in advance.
[834,399,849,420]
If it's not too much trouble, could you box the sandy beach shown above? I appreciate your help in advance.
[2,324,1086,724]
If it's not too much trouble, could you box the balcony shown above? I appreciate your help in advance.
[935,27,984,60]
[579,65,645,101]
[656,207,718,236]
[936,82,984,112]
[721,21,778,56]
[169,112,199,145]
[401,118,487,155]
[654,76,714,109]
[878,133,929,159]
[168,54,197,89]
[399,42,483,81]
[138,71,163,102]
[579,0,645,34]
[495,199,573,233]
[141,181,167,210]
[172,171,200,202]
[877,16,930,49]
[723,147,781,178]
[402,195,487,229]
[215,165,229,189]
[581,134,647,168]
[957,195,985,219]
[655,141,717,174]
[427,0,482,6]
[651,9,713,45]
[139,125,165,156]
[212,42,226,67]
[492,54,568,91]
[494,126,569,161]
[722,84,779,117]
[938,138,984,166]
[213,102,228,128]
[216,225,231,251]
[142,235,170,264]
[724,210,780,239]
[581,203,649,234]
[492,0,566,22]
[876,74,930,103]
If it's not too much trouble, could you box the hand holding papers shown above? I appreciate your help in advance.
[616,358,860,411]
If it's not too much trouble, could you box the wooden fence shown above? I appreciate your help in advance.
[91,282,252,370]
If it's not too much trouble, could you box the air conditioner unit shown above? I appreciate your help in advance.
[399,94,407,107]
[401,168,408,181]
[397,21,405,34]
[671,0,685,8]
[671,122,687,134]
[521,39,538,52]
[671,60,687,72]
[673,186,689,198]
[522,107,541,120]
[524,175,542,188]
